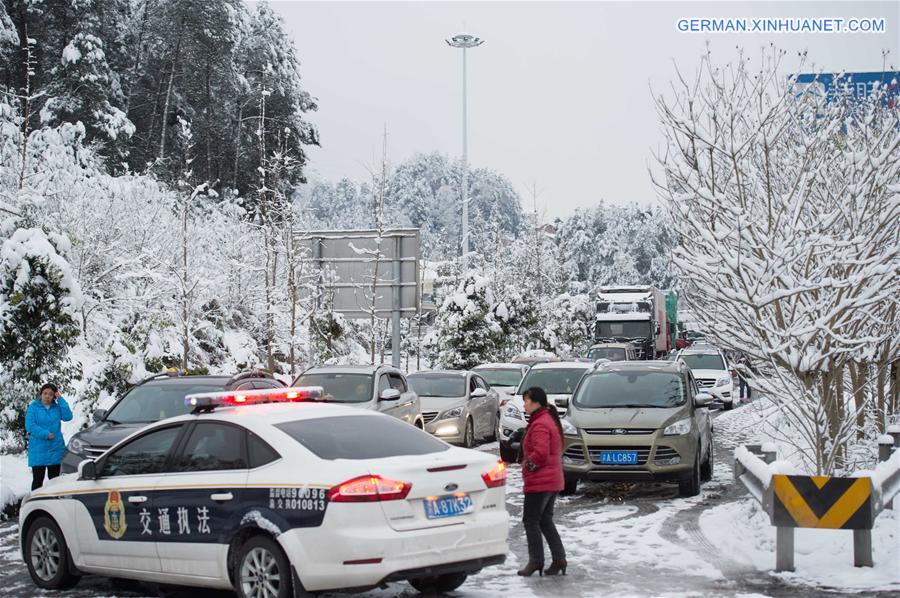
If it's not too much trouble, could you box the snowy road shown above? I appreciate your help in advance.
[1,405,897,597]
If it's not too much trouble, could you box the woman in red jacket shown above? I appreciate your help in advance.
[517,387,567,577]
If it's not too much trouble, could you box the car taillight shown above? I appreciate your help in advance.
[327,475,412,502]
[482,460,507,488]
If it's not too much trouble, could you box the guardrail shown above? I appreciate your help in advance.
[734,426,900,572]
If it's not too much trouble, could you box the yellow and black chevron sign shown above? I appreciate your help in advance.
[771,475,873,529]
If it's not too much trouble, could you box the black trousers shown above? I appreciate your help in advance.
[739,376,751,399]
[522,491,565,565]
[31,464,60,491]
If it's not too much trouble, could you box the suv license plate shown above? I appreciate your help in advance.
[600,450,638,465]
[424,494,472,519]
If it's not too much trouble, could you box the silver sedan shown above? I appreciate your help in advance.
[407,370,500,448]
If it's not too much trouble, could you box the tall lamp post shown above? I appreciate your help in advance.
[446,33,483,275]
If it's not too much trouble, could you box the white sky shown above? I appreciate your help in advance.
[264,1,900,218]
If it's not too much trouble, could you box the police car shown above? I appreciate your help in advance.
[20,387,509,597]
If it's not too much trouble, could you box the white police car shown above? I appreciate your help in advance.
[19,387,509,597]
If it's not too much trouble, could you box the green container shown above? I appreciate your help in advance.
[664,290,678,351]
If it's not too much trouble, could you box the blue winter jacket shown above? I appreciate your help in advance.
[25,397,73,467]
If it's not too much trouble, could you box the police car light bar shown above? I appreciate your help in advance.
[185,386,325,412]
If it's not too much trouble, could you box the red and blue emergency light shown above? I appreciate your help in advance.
[185,386,325,412]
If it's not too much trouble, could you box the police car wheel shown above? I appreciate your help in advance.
[235,535,293,598]
[409,572,468,593]
[24,516,79,590]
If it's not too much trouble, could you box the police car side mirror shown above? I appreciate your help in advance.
[471,388,487,399]
[78,459,98,480]
[379,388,401,401]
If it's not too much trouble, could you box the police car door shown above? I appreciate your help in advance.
[73,423,186,573]
[153,421,250,581]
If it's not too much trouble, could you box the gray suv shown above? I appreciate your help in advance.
[61,371,284,473]
[293,365,423,428]
[561,360,714,497]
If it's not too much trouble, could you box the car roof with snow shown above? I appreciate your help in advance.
[299,364,396,375]
[528,361,593,370]
[593,360,685,374]
[408,370,468,376]
[588,342,634,349]
[680,345,724,355]
[474,363,526,370]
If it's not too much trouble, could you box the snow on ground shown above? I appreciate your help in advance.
[700,496,899,592]
[706,395,900,593]
[0,454,29,512]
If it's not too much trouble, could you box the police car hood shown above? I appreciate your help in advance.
[76,420,149,449]
[569,405,685,429]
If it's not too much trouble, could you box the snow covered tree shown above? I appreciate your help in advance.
[0,226,83,445]
[654,49,900,474]
[425,274,502,369]
[540,293,594,358]
[40,32,134,164]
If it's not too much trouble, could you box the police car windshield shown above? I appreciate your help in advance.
[574,372,685,408]
[518,367,589,396]
[293,372,372,403]
[475,369,522,387]
[276,415,450,459]
[407,374,466,398]
[105,382,225,424]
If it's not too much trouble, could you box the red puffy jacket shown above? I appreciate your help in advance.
[521,408,564,493]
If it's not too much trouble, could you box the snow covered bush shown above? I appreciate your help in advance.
[540,293,594,358]
[0,225,83,448]
[426,273,503,369]
[655,49,900,474]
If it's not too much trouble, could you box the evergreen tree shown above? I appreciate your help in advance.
[41,32,134,164]
[425,274,502,369]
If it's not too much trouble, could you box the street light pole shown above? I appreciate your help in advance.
[446,33,483,275]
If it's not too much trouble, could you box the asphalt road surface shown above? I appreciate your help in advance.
[1,405,894,597]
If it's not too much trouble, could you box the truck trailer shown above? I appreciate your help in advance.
[594,286,669,359]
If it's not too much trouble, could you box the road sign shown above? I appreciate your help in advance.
[297,229,421,368]
[298,229,420,318]
[795,71,899,107]
[771,474,873,530]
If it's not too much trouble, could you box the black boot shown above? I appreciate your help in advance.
[517,562,544,577]
[544,560,567,576]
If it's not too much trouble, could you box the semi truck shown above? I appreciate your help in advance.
[594,286,670,359]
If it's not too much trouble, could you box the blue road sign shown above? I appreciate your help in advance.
[795,72,899,107]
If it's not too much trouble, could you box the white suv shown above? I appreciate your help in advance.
[677,347,735,409]
[497,361,592,462]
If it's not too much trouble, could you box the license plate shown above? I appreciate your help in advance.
[599,450,638,465]
[423,494,472,519]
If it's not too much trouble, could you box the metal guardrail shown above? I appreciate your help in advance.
[734,428,900,572]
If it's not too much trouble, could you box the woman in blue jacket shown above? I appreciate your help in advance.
[25,383,73,490]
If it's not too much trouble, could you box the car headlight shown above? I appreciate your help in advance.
[561,418,578,436]
[715,377,730,387]
[663,418,692,436]
[504,404,523,420]
[437,407,464,421]
[67,436,88,456]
